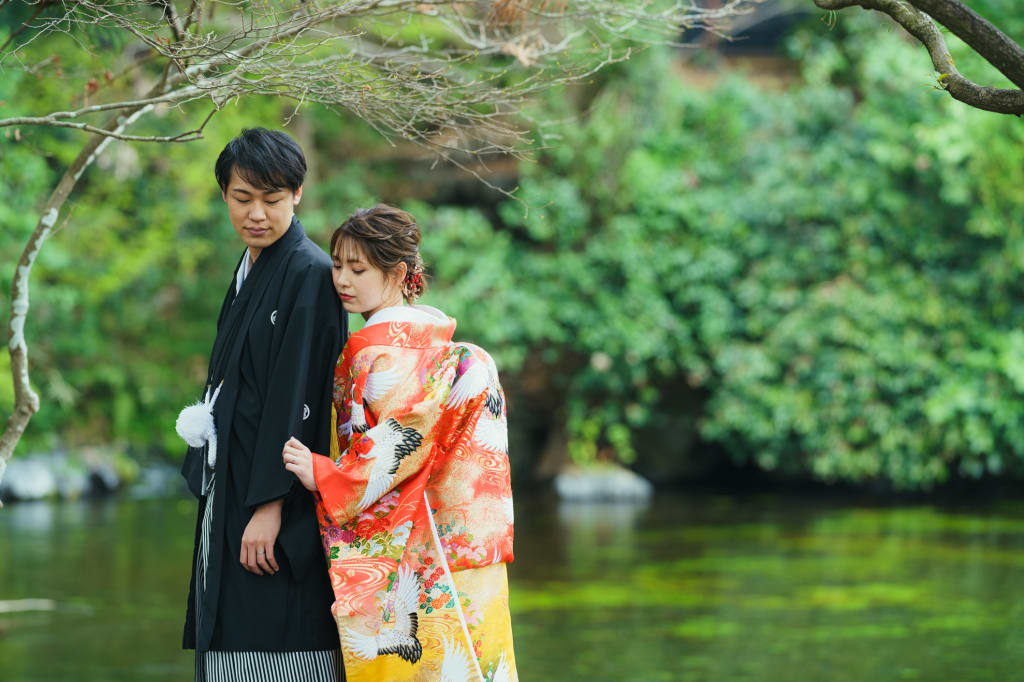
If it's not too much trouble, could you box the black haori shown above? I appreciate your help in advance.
[179,218,347,680]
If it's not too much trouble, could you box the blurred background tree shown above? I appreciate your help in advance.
[0,0,745,488]
[2,0,1024,492]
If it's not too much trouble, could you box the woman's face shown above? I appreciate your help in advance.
[331,241,406,320]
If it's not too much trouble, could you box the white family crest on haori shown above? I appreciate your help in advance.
[175,382,223,468]
[343,563,423,664]
[346,364,403,435]
[355,418,424,512]
[446,351,508,454]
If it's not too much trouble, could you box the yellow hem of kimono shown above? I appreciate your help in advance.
[340,563,518,682]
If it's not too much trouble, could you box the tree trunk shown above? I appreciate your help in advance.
[0,104,153,501]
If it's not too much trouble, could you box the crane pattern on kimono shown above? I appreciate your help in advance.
[439,637,512,682]
[343,563,423,664]
[355,418,424,512]
[341,364,403,437]
[446,350,508,455]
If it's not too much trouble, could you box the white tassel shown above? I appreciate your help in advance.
[175,383,222,468]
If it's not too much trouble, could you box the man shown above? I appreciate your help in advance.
[180,127,346,681]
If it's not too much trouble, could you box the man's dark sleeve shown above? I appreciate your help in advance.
[245,262,343,509]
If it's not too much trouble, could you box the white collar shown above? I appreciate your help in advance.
[235,249,256,294]
[364,304,447,328]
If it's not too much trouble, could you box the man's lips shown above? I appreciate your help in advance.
[246,227,269,237]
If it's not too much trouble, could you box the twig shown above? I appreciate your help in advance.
[0,0,49,53]
[814,0,1024,115]
[0,117,205,142]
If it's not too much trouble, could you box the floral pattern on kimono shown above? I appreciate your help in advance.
[312,305,517,682]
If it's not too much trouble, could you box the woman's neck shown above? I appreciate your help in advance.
[362,299,406,322]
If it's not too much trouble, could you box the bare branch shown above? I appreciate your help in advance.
[181,0,199,35]
[0,87,204,127]
[157,0,186,43]
[0,116,205,141]
[907,0,1024,91]
[0,0,49,53]
[814,0,1024,115]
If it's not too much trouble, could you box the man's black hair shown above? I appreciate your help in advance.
[215,127,307,193]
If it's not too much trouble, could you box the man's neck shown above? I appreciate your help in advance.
[248,247,260,264]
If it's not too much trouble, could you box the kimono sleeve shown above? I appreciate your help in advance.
[245,265,343,509]
[312,351,436,524]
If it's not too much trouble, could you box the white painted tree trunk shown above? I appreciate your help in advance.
[0,105,153,503]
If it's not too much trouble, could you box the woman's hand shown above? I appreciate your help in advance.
[240,499,282,575]
[283,436,316,492]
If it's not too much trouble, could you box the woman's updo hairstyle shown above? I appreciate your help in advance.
[330,204,427,301]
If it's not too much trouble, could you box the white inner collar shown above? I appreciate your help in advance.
[235,249,256,294]
[364,304,447,328]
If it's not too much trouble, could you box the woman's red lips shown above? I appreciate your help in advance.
[339,294,354,301]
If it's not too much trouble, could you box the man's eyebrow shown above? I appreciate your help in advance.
[230,187,284,196]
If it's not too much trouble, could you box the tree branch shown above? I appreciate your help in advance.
[0,117,204,141]
[0,87,204,127]
[906,0,1024,90]
[157,0,186,44]
[0,0,49,53]
[0,101,154,505]
[814,0,1024,115]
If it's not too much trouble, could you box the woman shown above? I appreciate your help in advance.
[282,205,518,682]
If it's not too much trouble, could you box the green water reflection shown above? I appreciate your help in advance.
[2,494,1024,681]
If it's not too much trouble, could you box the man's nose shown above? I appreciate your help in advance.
[248,203,267,221]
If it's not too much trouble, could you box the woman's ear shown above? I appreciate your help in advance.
[394,261,409,283]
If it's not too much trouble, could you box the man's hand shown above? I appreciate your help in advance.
[240,499,283,575]
[283,436,316,492]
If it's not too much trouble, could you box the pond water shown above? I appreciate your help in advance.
[2,492,1023,681]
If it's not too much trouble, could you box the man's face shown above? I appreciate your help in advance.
[222,168,302,254]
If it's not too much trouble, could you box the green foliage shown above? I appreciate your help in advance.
[5,10,1024,489]
[421,23,1024,488]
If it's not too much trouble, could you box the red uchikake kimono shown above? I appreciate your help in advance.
[311,305,517,682]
